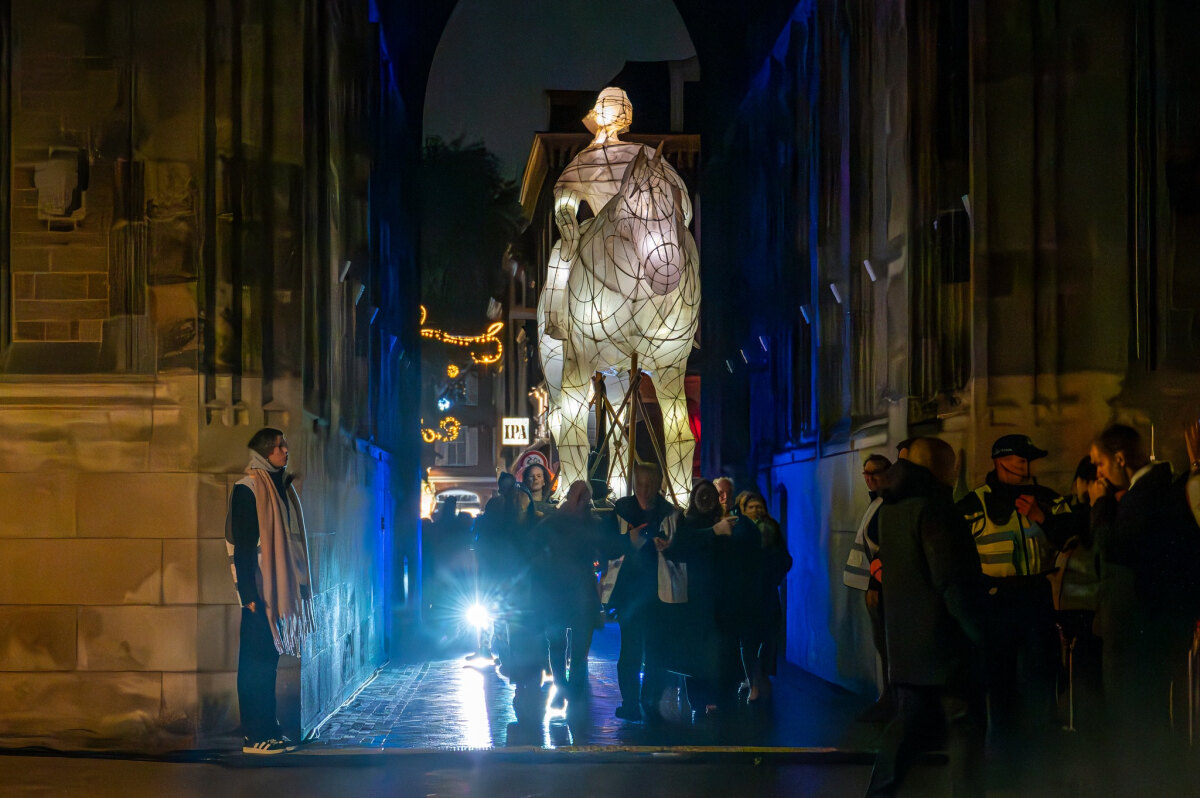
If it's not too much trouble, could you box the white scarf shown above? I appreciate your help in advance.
[237,451,315,656]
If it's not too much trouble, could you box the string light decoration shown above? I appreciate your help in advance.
[446,364,460,379]
[419,305,504,365]
[421,416,462,443]
[537,88,700,505]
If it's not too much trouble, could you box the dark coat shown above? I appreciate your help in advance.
[606,495,676,617]
[537,509,605,624]
[662,510,761,678]
[878,460,988,688]
[1092,462,1200,618]
[759,537,793,630]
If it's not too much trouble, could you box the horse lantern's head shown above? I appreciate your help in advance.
[619,145,684,296]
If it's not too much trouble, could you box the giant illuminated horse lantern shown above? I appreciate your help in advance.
[538,88,699,504]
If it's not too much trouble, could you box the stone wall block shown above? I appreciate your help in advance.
[224,605,242,669]
[195,605,238,672]
[277,655,303,741]
[0,672,162,744]
[71,441,150,472]
[0,472,78,537]
[34,273,90,299]
[161,672,239,743]
[48,245,108,273]
[300,648,330,731]
[0,607,76,670]
[163,539,235,605]
[13,274,36,298]
[101,409,154,442]
[14,299,108,322]
[149,376,200,473]
[0,540,161,604]
[77,473,197,538]
[161,540,197,604]
[10,247,49,273]
[14,322,46,340]
[198,473,233,540]
[87,274,109,299]
[78,319,104,342]
[78,606,198,672]
[200,540,237,605]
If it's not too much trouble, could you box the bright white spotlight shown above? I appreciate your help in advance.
[465,602,491,630]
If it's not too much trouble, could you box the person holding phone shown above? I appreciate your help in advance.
[608,462,677,721]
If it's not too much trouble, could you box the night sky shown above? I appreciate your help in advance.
[423,0,696,180]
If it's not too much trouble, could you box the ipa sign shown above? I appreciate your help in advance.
[501,417,530,446]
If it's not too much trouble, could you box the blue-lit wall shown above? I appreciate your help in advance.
[297,437,396,733]
[710,0,1200,696]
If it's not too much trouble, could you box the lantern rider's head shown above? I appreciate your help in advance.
[584,87,633,144]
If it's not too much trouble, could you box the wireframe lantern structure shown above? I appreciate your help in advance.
[537,88,699,504]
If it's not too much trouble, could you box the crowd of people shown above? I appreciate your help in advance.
[434,461,792,727]
[419,418,1200,793]
[846,423,1200,796]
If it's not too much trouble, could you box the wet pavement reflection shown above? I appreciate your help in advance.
[310,623,877,751]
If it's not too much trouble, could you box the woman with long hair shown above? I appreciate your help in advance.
[520,462,556,513]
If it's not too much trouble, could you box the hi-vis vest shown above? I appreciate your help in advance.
[961,485,1071,578]
[843,497,883,591]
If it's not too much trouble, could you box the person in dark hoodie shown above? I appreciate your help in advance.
[1088,424,1200,779]
[866,437,988,798]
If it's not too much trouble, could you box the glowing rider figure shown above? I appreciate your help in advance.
[538,87,698,503]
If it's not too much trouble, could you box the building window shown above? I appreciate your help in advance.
[908,0,970,423]
[435,426,479,467]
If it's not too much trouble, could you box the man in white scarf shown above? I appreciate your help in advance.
[225,428,315,755]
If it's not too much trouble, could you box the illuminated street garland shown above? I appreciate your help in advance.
[421,416,461,443]
[446,364,460,378]
[419,305,504,365]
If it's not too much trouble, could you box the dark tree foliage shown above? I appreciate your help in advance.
[419,137,525,329]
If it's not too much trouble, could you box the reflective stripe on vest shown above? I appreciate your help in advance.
[963,485,1069,578]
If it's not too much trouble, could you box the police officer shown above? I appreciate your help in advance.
[957,434,1074,766]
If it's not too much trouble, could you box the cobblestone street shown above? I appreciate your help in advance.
[308,623,877,752]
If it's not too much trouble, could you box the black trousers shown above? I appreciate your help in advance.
[866,684,986,798]
[617,607,666,711]
[238,607,281,743]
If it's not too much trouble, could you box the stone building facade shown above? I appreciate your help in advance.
[4,0,1195,746]
[699,0,1200,693]
[0,0,420,748]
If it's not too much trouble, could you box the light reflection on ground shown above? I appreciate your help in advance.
[452,656,495,749]
[310,624,872,751]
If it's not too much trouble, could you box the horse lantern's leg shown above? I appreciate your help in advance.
[655,364,694,507]
[539,333,564,448]
[555,362,593,496]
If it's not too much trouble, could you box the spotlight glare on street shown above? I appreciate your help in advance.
[465,602,491,630]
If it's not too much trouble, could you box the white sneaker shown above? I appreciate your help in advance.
[243,737,290,755]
